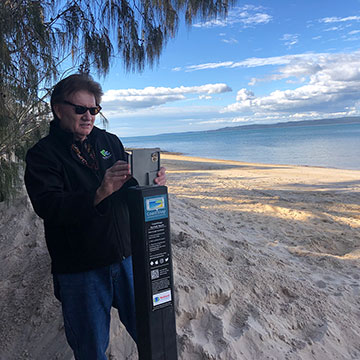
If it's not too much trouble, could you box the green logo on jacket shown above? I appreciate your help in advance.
[100,149,112,160]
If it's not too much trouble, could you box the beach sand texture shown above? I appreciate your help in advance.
[0,154,359,359]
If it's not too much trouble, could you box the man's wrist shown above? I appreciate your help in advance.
[94,186,109,206]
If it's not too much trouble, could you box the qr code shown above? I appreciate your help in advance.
[151,269,160,280]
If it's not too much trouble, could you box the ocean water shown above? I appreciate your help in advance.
[122,122,360,170]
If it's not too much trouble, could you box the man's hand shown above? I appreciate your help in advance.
[94,160,131,205]
[154,167,166,186]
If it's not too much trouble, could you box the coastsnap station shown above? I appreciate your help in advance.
[126,148,178,360]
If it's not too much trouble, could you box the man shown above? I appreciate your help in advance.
[24,73,166,359]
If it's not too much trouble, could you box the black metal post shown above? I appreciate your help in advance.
[127,185,178,360]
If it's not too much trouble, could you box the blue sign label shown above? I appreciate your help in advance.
[144,194,168,222]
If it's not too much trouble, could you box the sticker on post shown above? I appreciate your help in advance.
[153,290,172,307]
[144,195,168,221]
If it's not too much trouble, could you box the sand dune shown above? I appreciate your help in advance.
[0,154,359,359]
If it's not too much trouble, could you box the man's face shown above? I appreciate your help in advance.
[54,90,97,142]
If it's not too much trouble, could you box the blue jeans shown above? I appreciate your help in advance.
[53,257,137,360]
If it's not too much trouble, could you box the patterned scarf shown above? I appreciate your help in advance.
[71,141,99,171]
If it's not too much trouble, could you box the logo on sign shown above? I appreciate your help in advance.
[144,195,168,221]
[146,197,165,211]
[153,290,172,307]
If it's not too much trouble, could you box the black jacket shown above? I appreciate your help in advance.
[25,120,137,274]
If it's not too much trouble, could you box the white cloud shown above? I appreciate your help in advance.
[102,84,232,113]
[222,51,360,119]
[280,34,299,47]
[344,35,360,42]
[249,61,322,85]
[193,5,272,28]
[199,95,212,100]
[230,54,316,68]
[198,117,250,125]
[178,53,330,72]
[320,16,360,23]
[236,88,255,101]
[221,38,239,44]
[173,61,234,72]
[324,26,344,32]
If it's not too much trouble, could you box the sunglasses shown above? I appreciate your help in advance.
[63,100,102,115]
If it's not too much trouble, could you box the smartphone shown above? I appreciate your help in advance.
[126,148,160,186]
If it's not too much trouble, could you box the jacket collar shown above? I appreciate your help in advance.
[49,119,101,145]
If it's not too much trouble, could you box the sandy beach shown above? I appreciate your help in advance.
[0,154,359,359]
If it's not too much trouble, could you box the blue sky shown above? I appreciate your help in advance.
[93,1,360,137]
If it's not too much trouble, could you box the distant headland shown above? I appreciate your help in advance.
[211,116,360,132]
[151,116,360,137]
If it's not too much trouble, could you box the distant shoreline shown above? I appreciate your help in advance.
[125,148,184,156]
[212,116,360,133]
[122,116,360,139]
